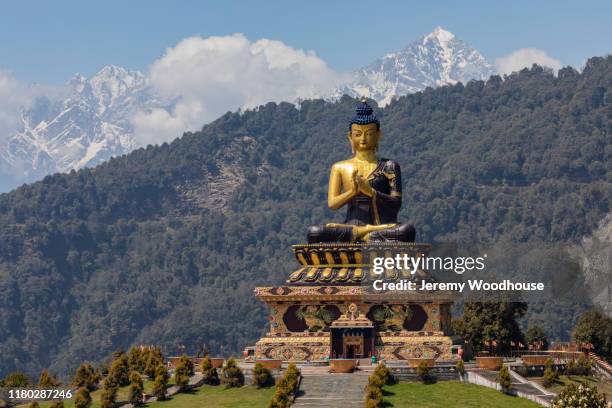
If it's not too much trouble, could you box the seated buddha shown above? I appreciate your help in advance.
[307,100,416,244]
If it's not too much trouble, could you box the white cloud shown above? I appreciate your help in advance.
[0,71,29,141]
[495,48,562,75]
[0,72,66,144]
[132,33,343,145]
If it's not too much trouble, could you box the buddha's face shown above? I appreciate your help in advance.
[348,123,380,153]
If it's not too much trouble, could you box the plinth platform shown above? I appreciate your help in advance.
[254,243,455,362]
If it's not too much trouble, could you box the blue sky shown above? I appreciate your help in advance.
[1,0,611,83]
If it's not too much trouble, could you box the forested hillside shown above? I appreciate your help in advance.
[0,56,610,378]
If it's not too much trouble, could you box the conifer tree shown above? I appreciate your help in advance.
[252,362,273,388]
[128,371,144,405]
[221,358,244,388]
[497,366,512,394]
[200,357,219,385]
[108,354,130,387]
[152,365,168,401]
[73,362,99,391]
[128,347,145,373]
[100,378,118,408]
[38,368,60,387]
[74,387,92,408]
[174,355,194,388]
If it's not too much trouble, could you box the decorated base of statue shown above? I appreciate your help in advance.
[254,242,455,362]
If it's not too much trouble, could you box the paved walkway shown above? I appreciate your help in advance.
[293,373,369,408]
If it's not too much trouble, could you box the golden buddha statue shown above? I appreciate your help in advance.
[307,100,415,243]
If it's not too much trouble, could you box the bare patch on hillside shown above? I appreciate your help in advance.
[174,135,267,213]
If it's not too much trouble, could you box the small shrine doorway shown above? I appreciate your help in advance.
[344,331,364,358]
[330,304,375,359]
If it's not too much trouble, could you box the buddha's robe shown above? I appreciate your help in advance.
[307,158,415,243]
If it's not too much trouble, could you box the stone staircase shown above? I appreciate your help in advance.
[589,352,612,379]
[292,374,369,408]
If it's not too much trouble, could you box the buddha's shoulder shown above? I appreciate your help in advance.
[331,159,358,171]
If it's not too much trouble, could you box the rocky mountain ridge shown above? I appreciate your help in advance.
[0,28,497,192]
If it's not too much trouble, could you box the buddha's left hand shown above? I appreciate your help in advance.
[355,175,374,197]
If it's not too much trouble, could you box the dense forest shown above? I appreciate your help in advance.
[0,56,610,378]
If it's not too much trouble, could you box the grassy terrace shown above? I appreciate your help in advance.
[146,385,275,408]
[381,381,541,408]
[21,383,274,408]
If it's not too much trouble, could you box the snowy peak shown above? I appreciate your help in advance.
[0,65,158,189]
[69,73,87,92]
[423,26,455,44]
[336,27,496,106]
[85,65,148,114]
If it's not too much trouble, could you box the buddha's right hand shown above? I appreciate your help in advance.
[350,169,359,193]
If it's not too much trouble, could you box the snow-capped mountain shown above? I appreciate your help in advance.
[0,27,496,192]
[0,65,167,190]
[334,27,496,106]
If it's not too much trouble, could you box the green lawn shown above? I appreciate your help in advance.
[146,385,275,408]
[533,375,612,401]
[20,384,273,408]
[382,381,541,408]
[21,380,159,408]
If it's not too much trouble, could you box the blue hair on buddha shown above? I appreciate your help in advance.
[349,100,380,131]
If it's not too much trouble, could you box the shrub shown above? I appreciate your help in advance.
[27,403,40,408]
[74,387,92,408]
[365,384,383,408]
[38,369,60,387]
[456,359,465,376]
[577,354,592,376]
[368,374,384,388]
[1,372,29,387]
[374,363,392,385]
[108,354,130,387]
[141,347,164,378]
[253,362,274,388]
[365,399,381,408]
[497,366,513,394]
[567,355,592,376]
[48,402,64,408]
[567,359,577,375]
[268,364,300,408]
[222,358,244,388]
[200,357,219,385]
[284,364,300,391]
[543,367,557,388]
[269,377,291,408]
[152,371,168,401]
[364,364,390,408]
[73,363,101,391]
[542,357,559,387]
[128,372,144,405]
[155,364,169,382]
[144,352,164,379]
[174,355,194,388]
[100,379,118,408]
[128,347,145,373]
[417,361,430,383]
[552,383,607,408]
